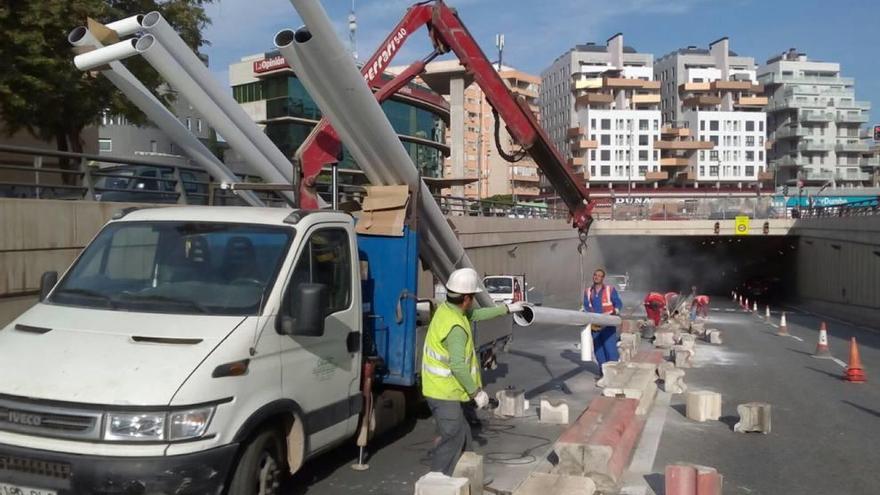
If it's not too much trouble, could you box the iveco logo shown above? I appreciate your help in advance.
[6,411,41,427]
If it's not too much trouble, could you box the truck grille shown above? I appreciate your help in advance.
[0,398,102,441]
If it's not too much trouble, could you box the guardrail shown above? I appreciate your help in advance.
[435,195,570,220]
[796,198,880,219]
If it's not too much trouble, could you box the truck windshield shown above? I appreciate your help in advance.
[484,277,512,294]
[49,221,293,316]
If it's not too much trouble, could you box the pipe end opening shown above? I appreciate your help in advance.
[294,27,313,43]
[135,34,155,52]
[274,29,295,48]
[68,26,87,44]
[141,12,160,29]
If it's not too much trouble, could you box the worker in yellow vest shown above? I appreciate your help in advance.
[422,268,523,475]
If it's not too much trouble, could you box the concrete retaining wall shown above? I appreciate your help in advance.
[0,199,603,325]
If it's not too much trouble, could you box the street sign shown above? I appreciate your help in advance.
[735,216,750,235]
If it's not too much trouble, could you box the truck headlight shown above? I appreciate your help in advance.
[105,412,166,441]
[104,407,214,441]
[169,407,214,441]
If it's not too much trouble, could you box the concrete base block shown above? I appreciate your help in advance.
[673,345,693,368]
[689,321,706,336]
[601,368,658,415]
[415,472,470,495]
[495,389,526,417]
[596,362,621,388]
[658,361,676,381]
[734,402,771,434]
[617,342,635,363]
[654,331,676,348]
[707,330,723,345]
[662,368,687,394]
[678,333,697,352]
[540,397,570,425]
[641,322,656,340]
[452,452,483,495]
[513,473,596,495]
[665,463,723,495]
[685,391,722,422]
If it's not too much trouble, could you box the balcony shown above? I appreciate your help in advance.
[645,171,669,181]
[568,156,586,167]
[773,156,802,168]
[572,77,603,91]
[575,93,614,106]
[570,139,598,151]
[513,174,541,183]
[603,77,661,90]
[567,127,585,139]
[836,142,870,153]
[513,186,540,197]
[660,157,691,167]
[682,95,722,107]
[654,140,714,150]
[736,96,769,107]
[760,73,854,86]
[679,82,711,92]
[758,170,775,181]
[711,80,764,93]
[799,111,834,123]
[632,94,661,105]
[837,113,869,123]
[661,126,691,137]
[775,127,809,139]
[860,157,880,168]
[798,141,834,153]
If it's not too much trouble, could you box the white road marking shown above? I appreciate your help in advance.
[831,357,847,368]
[791,336,804,342]
[725,308,736,312]
[770,323,779,328]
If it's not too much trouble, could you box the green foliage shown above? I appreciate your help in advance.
[0,0,213,153]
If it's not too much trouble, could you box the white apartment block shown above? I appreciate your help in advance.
[759,49,875,185]
[542,34,665,185]
[655,38,770,185]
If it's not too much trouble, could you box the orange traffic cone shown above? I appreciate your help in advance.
[776,312,790,336]
[745,298,750,311]
[845,337,866,383]
[753,301,758,312]
[765,305,771,320]
[812,322,831,358]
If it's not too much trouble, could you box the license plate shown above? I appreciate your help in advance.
[0,483,56,495]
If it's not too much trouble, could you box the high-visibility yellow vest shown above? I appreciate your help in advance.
[421,303,482,402]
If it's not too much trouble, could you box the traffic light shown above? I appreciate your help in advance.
[763,221,770,235]
[714,222,720,235]
[874,124,880,141]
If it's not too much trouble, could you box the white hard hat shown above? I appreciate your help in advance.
[445,268,483,294]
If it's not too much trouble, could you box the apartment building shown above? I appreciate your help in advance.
[542,34,666,185]
[758,49,875,185]
[655,38,769,185]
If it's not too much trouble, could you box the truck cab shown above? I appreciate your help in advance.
[0,206,363,494]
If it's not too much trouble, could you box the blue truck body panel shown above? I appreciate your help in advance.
[357,227,420,387]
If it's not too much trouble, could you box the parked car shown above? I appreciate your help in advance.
[93,164,209,203]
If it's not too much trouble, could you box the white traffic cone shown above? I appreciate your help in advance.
[753,301,758,312]
[777,312,789,336]
[765,305,770,320]
[813,322,831,358]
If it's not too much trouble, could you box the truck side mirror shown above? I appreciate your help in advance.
[280,283,328,337]
[39,271,58,302]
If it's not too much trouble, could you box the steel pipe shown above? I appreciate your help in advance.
[138,12,294,187]
[73,38,138,71]
[277,1,493,308]
[68,26,263,207]
[105,15,143,37]
[512,304,622,328]
[135,34,294,204]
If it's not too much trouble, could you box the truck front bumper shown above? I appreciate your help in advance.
[0,441,238,495]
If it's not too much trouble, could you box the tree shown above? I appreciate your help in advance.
[0,0,214,181]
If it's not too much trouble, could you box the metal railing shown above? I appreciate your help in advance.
[434,195,570,220]
[797,198,880,219]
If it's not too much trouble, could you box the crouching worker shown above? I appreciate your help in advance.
[422,268,523,475]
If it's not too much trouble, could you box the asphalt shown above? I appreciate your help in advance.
[647,298,880,495]
[286,320,602,494]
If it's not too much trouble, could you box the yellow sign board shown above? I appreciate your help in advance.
[734,216,750,235]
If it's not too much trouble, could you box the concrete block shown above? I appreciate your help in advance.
[620,332,640,350]
[540,397,570,425]
[734,402,771,434]
[707,330,723,345]
[640,321,656,340]
[673,345,693,368]
[678,333,697,352]
[665,463,723,495]
[654,331,676,348]
[452,452,483,495]
[616,342,634,363]
[414,472,470,495]
[596,362,621,388]
[689,321,706,336]
[495,389,526,417]
[601,367,658,415]
[513,473,596,495]
[662,368,687,394]
[685,391,722,422]
[657,361,676,381]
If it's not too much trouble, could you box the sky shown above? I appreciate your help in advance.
[201,0,879,125]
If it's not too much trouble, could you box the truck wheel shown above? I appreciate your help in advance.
[228,428,286,495]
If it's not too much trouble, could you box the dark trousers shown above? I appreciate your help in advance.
[426,397,472,475]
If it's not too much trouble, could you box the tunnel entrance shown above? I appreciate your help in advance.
[595,235,799,303]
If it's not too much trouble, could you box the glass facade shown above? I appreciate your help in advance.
[233,74,446,179]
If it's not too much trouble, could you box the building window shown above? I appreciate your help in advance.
[98,138,112,152]
[746,136,755,147]
[710,136,719,146]
[186,117,192,131]
[759,151,764,161]
[745,166,755,176]
[709,165,719,176]
[591,119,596,128]
[709,120,719,131]
[759,121,764,132]
[745,120,755,132]
[590,166,596,176]
[700,120,705,131]
[601,134,611,145]
[601,119,611,130]
[653,120,659,131]
[197,119,203,133]
[150,140,158,153]
[638,150,648,161]
[600,166,611,176]
[639,119,649,131]
[699,166,705,176]
[638,165,647,176]
[709,150,719,161]
[600,150,610,161]
[590,150,596,160]
[746,151,755,161]
[700,150,706,161]
[639,135,649,146]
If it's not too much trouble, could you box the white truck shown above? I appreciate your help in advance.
[0,206,510,495]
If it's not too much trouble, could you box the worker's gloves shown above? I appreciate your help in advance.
[506,302,525,314]
[474,390,490,409]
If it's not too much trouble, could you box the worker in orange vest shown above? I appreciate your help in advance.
[583,268,622,373]
[643,292,666,327]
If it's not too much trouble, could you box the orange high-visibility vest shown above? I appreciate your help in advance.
[586,285,615,314]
